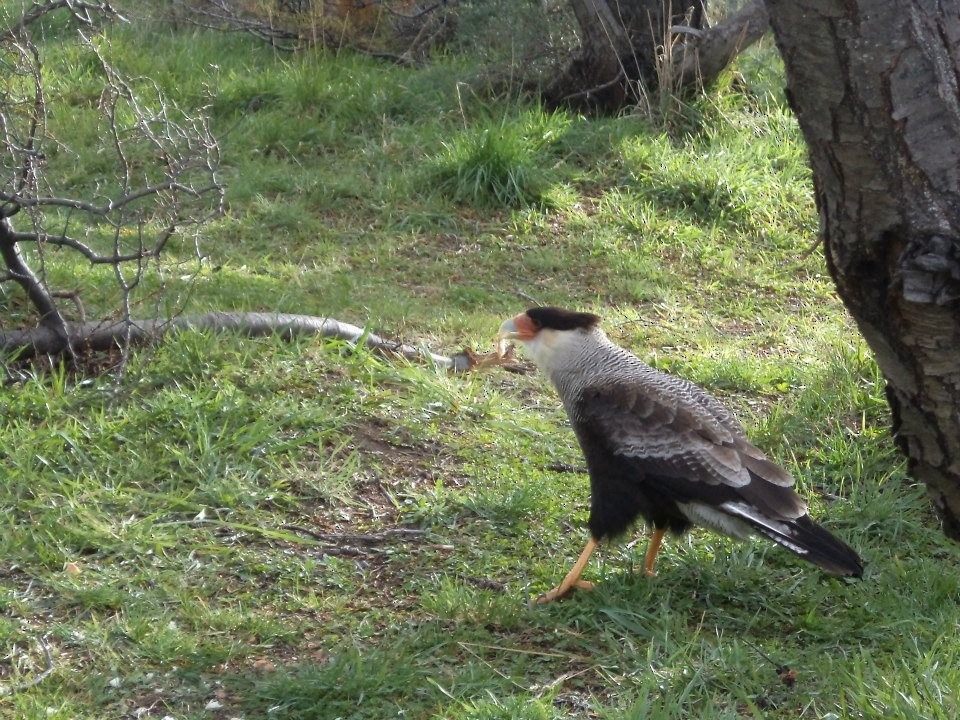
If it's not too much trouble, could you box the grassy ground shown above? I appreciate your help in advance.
[2,13,960,720]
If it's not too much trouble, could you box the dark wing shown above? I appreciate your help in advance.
[568,371,862,577]
[570,372,807,522]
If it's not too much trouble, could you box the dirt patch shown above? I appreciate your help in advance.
[346,418,467,517]
[258,418,468,596]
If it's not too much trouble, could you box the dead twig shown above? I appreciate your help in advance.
[515,287,542,305]
[279,524,454,554]
[279,525,427,545]
[458,575,507,592]
[558,68,626,105]
[0,635,54,695]
[741,639,798,688]
[798,235,823,260]
[545,462,588,474]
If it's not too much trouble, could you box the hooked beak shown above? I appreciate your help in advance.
[496,319,517,358]
[496,314,536,357]
[498,317,519,341]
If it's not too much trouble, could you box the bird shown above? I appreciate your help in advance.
[497,306,863,603]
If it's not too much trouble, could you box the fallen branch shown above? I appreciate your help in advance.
[278,525,428,545]
[279,523,454,555]
[0,311,521,374]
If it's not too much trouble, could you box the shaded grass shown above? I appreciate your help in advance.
[2,18,959,720]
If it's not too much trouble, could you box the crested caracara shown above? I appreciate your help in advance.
[498,307,863,603]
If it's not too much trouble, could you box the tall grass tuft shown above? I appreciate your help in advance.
[432,108,568,208]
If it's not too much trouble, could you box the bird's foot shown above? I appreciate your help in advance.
[533,579,594,604]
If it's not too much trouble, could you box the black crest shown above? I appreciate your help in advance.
[526,306,601,331]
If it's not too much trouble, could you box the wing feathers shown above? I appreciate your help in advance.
[537,330,863,577]
[574,376,862,576]
[742,453,794,487]
[723,504,864,577]
[577,380,786,493]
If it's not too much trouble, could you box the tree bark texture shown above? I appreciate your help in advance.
[674,0,768,88]
[545,0,710,111]
[764,1,960,538]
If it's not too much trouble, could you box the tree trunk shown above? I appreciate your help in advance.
[764,1,960,538]
[674,0,768,88]
[545,0,769,113]
[545,0,706,111]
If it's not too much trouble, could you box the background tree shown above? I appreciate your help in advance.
[0,1,223,362]
[543,0,771,112]
[166,1,769,113]
[764,0,960,538]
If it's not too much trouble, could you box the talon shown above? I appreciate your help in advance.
[534,578,595,605]
[534,586,567,604]
[533,538,599,604]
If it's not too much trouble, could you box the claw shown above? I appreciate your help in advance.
[534,578,594,604]
[533,538,598,605]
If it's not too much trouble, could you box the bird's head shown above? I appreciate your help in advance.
[498,307,602,371]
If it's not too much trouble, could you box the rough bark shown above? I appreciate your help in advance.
[545,0,768,112]
[0,219,68,338]
[674,0,769,87]
[764,1,960,538]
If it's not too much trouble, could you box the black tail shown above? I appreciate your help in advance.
[756,514,863,578]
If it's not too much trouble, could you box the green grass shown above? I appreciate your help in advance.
[431,107,571,208]
[2,13,959,720]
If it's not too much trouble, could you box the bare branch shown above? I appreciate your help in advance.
[0,4,223,358]
[0,218,69,335]
[50,288,85,323]
[0,180,213,216]
[10,231,157,264]
[167,0,456,58]
[5,1,121,36]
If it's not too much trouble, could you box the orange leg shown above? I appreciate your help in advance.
[643,527,666,577]
[535,537,598,604]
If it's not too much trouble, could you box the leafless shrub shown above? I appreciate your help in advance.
[0,2,223,362]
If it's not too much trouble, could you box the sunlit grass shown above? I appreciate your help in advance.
[1,14,958,720]
[431,108,571,208]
